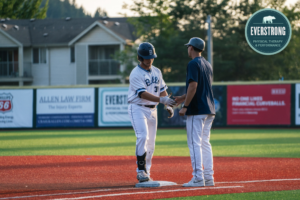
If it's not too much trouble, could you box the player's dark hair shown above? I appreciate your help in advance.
[192,46,203,52]
[137,55,144,61]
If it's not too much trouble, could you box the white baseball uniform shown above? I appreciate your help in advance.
[186,115,215,181]
[128,64,167,175]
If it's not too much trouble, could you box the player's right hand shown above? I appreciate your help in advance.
[174,95,185,106]
[159,96,176,107]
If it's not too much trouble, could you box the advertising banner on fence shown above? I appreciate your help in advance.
[159,86,226,127]
[227,84,291,125]
[36,88,94,127]
[296,84,300,125]
[98,87,131,127]
[0,89,33,128]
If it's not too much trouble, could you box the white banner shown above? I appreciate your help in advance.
[36,88,95,127]
[296,84,300,125]
[0,89,33,128]
[37,88,94,114]
[98,87,131,127]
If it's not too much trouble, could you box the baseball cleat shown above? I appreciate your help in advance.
[183,178,205,187]
[205,179,215,186]
[137,171,150,182]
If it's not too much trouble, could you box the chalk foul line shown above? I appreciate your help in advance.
[217,178,300,184]
[52,186,243,200]
[1,178,300,200]
[0,187,142,200]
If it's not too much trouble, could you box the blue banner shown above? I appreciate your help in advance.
[158,85,226,127]
[36,113,94,127]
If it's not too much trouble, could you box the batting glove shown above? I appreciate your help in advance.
[166,106,174,118]
[159,96,176,107]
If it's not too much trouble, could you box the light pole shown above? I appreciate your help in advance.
[206,15,213,68]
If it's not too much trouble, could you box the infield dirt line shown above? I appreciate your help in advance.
[52,186,243,200]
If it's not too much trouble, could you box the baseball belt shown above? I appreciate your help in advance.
[137,104,156,108]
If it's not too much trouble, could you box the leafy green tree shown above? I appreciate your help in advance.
[114,44,139,80]
[122,0,232,81]
[213,0,300,81]
[0,0,49,19]
[120,0,300,82]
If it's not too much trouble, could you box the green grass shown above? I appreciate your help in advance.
[1,128,299,199]
[159,190,300,200]
[0,128,299,157]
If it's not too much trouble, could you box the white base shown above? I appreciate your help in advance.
[135,181,177,188]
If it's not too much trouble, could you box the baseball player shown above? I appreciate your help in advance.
[175,37,215,187]
[128,42,175,182]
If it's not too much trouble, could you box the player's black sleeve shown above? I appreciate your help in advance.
[138,91,146,98]
[187,61,199,83]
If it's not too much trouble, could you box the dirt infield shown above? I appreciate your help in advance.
[0,156,300,199]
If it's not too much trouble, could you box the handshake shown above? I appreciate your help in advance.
[159,93,177,107]
[159,93,182,118]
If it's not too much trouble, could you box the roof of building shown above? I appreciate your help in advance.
[0,17,137,46]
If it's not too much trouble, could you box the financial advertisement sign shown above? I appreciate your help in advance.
[98,87,131,127]
[227,84,290,125]
[296,84,300,125]
[0,89,33,128]
[159,86,226,127]
[36,88,94,127]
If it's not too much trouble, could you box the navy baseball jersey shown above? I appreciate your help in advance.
[185,56,215,115]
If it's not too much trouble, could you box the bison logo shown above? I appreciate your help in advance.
[263,16,276,23]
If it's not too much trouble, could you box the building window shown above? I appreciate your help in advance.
[33,48,47,64]
[88,45,120,76]
[33,48,39,63]
[0,49,19,77]
[70,47,75,63]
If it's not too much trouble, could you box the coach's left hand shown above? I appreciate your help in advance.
[179,108,187,116]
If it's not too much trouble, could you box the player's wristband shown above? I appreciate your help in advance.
[183,105,188,108]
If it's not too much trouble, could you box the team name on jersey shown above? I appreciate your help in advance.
[145,76,159,86]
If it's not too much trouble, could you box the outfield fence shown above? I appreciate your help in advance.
[0,80,299,129]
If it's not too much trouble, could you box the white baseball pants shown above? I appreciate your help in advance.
[128,104,157,175]
[186,114,215,180]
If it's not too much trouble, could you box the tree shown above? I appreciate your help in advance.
[213,0,300,81]
[123,0,232,82]
[120,0,300,82]
[42,0,95,19]
[94,7,108,18]
[113,44,139,80]
[0,0,49,19]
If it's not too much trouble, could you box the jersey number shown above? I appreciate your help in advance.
[154,86,158,92]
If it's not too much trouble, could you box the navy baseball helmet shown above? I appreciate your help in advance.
[137,42,157,59]
[185,37,205,51]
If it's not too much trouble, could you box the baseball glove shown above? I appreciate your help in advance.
[166,106,174,118]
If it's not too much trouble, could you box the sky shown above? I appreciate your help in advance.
[74,0,299,17]
[74,0,137,17]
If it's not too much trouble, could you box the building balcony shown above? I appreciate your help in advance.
[89,59,120,76]
[0,62,33,84]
